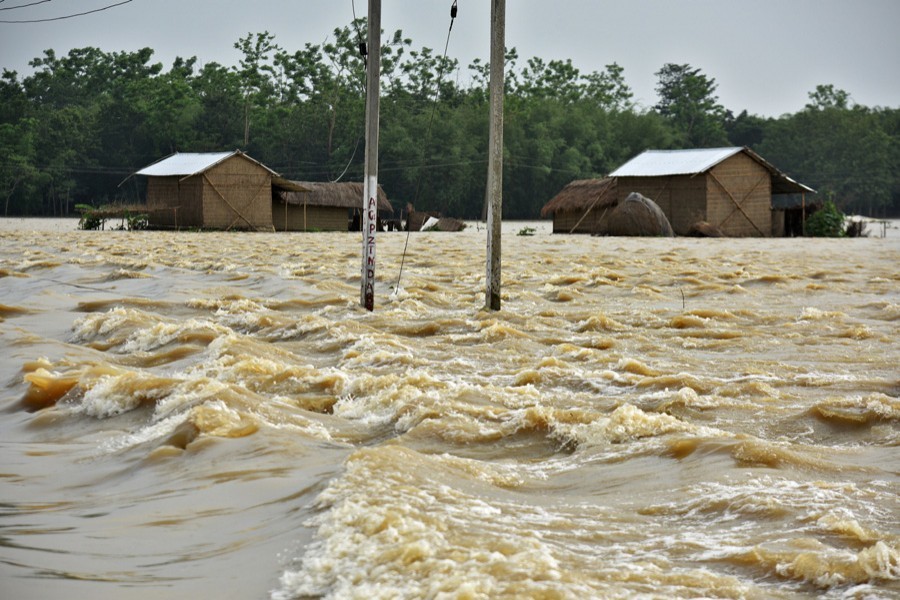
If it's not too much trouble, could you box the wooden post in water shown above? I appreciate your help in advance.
[485,0,505,311]
[361,0,381,311]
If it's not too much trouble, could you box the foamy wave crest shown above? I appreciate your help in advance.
[564,403,699,446]
[72,307,147,344]
[812,394,900,424]
[272,446,583,600]
[745,538,899,588]
[799,307,847,321]
[79,371,175,418]
[642,476,900,588]
[73,307,232,353]
[119,319,232,353]
[189,335,348,412]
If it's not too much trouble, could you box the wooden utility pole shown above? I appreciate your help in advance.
[361,0,381,311]
[485,0,505,311]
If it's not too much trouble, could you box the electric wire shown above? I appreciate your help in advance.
[395,0,458,294]
[329,0,367,182]
[0,0,54,11]
[0,0,133,23]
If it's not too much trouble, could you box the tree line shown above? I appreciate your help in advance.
[1,21,898,220]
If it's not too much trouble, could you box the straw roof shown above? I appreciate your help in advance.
[540,177,617,218]
[277,181,393,213]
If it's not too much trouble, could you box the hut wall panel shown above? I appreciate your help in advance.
[146,176,202,228]
[617,177,671,213]
[552,208,612,234]
[616,176,703,236]
[273,204,349,231]
[306,206,349,231]
[707,154,772,237]
[201,157,273,230]
[668,175,707,235]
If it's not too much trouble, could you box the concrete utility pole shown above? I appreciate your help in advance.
[485,0,505,311]
[361,0,381,311]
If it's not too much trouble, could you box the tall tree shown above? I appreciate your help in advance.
[654,63,728,147]
[234,31,280,147]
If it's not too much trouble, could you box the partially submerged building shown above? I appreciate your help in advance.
[134,150,305,230]
[275,181,394,232]
[608,147,815,237]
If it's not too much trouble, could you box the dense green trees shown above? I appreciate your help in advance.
[1,22,897,219]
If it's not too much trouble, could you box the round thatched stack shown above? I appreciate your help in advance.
[605,192,674,237]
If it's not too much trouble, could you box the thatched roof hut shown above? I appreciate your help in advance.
[541,178,618,234]
[275,182,393,232]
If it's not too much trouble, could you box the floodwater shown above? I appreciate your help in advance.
[1,218,898,599]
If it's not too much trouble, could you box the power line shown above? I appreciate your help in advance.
[0,1,55,12]
[396,0,459,292]
[0,0,133,23]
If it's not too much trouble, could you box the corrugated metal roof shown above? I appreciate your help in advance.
[136,151,236,177]
[135,150,280,178]
[610,147,743,177]
[609,146,816,194]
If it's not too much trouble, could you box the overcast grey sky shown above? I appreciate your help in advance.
[1,0,898,117]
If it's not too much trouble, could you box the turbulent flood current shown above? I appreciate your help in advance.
[1,218,898,599]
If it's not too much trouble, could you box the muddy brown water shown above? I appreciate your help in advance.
[1,219,898,599]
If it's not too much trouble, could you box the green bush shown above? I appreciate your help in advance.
[76,204,103,230]
[805,200,845,237]
[124,211,149,231]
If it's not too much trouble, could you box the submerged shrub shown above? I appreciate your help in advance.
[805,200,845,237]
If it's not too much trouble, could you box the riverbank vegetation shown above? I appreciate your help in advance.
[1,21,897,219]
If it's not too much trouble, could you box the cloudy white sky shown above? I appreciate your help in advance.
[1,0,898,117]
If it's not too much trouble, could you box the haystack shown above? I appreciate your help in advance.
[687,221,725,237]
[604,192,674,237]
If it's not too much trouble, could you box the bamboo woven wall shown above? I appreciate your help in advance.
[615,176,704,235]
[200,156,273,230]
[146,176,202,228]
[552,208,612,234]
[707,153,771,237]
[273,203,350,231]
[667,176,707,235]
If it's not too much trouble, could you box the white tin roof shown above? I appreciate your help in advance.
[609,146,815,194]
[610,147,743,177]
[135,151,277,178]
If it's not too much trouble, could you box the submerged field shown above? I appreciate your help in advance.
[1,219,898,599]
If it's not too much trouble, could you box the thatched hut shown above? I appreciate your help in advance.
[274,182,393,232]
[540,178,618,234]
[135,151,294,231]
[609,147,815,237]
